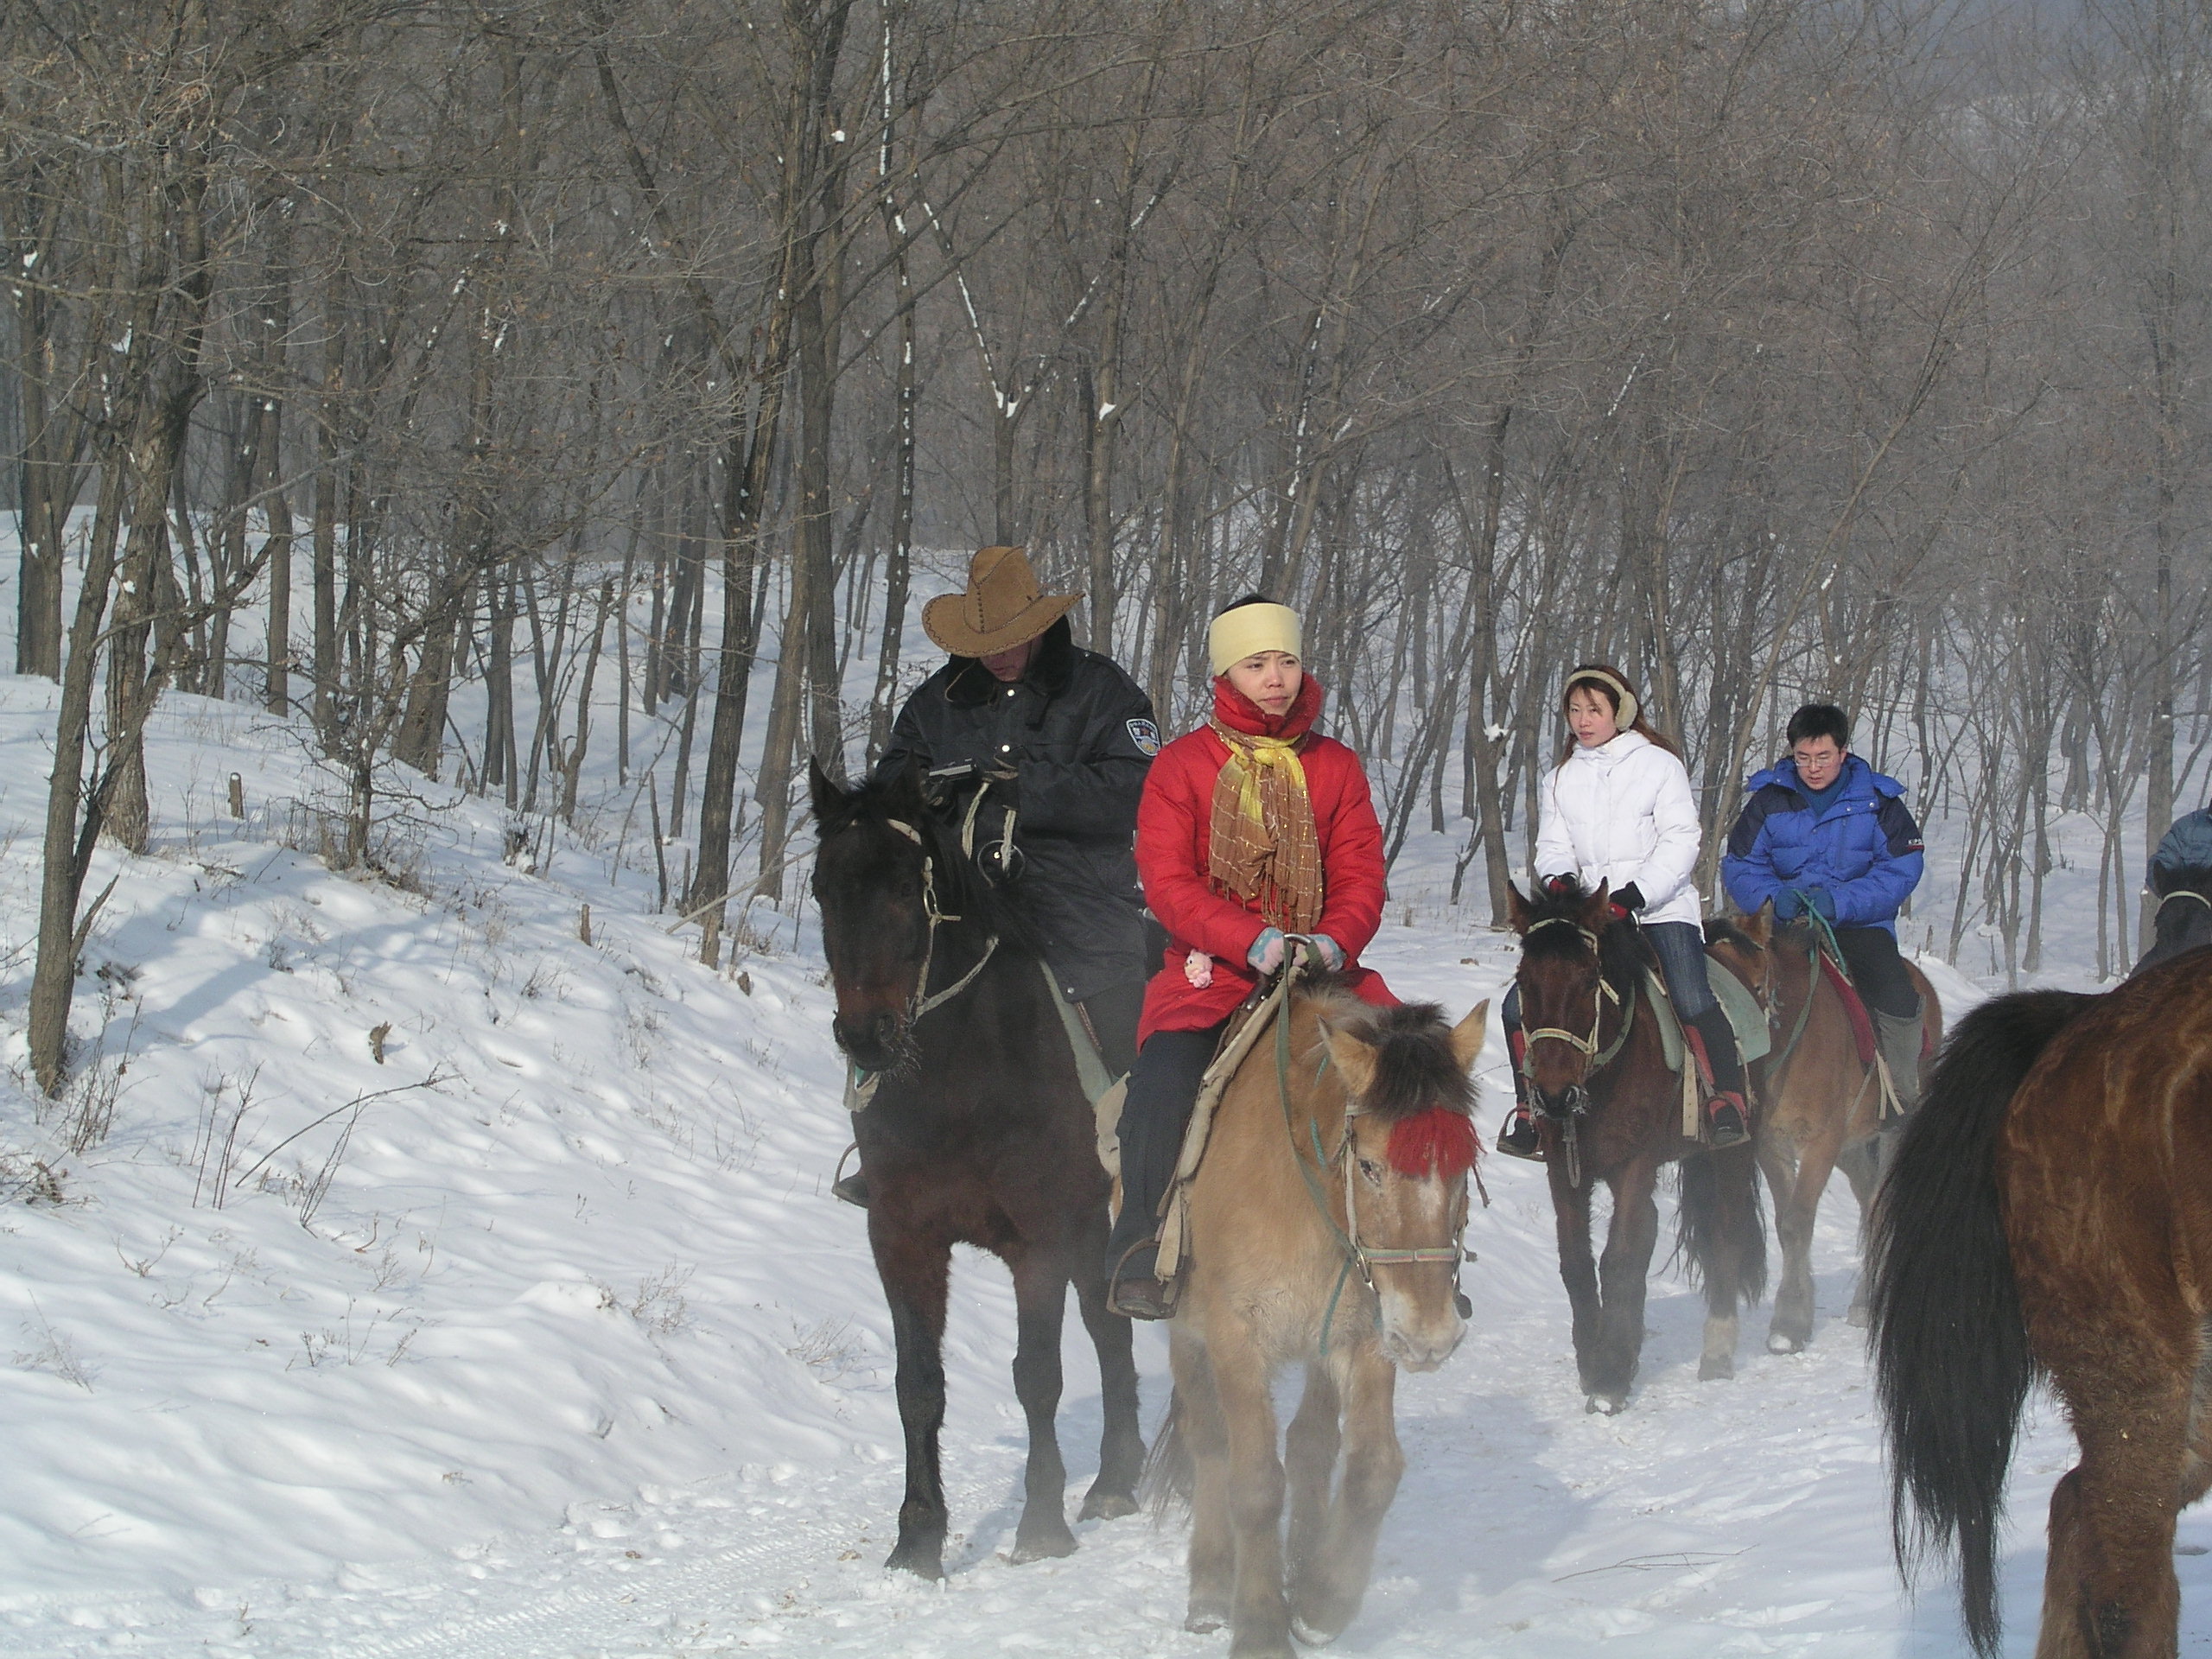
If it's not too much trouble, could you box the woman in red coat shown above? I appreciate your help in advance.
[1105,595,1395,1318]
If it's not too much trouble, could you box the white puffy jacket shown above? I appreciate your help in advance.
[1534,729,1704,928]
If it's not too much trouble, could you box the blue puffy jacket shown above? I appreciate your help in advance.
[2149,807,2212,890]
[1722,754,1924,933]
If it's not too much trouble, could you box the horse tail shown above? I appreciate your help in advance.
[1139,1387,1192,1520]
[1869,988,2091,1658]
[1673,1141,1768,1312]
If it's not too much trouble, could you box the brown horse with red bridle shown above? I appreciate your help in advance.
[1508,878,1767,1413]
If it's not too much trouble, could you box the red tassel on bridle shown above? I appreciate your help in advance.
[1385,1108,1478,1180]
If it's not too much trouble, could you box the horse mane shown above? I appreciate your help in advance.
[2152,862,2212,900]
[1304,987,1475,1122]
[814,768,1042,958]
[1704,914,1758,953]
[1521,876,1650,996]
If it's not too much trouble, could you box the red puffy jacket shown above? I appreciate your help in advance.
[1135,682,1395,1042]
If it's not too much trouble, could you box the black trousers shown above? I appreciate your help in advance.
[1103,1023,1227,1276]
[1077,980,1146,1080]
[1831,925,1919,1018]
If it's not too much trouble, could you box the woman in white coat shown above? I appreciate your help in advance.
[1497,664,1750,1158]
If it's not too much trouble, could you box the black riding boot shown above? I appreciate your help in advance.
[1104,1027,1222,1319]
[1494,1025,1543,1160]
[1687,1007,1751,1148]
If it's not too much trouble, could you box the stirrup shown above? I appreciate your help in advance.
[1107,1238,1178,1320]
[1705,1094,1750,1150]
[830,1143,869,1208]
[1496,1106,1545,1163]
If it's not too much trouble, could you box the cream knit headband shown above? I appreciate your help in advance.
[1209,604,1302,677]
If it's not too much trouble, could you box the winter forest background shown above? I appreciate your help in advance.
[8,0,2212,1100]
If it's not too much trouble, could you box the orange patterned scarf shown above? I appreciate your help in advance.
[1205,676,1325,935]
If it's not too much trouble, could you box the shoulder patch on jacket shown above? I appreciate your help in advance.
[1126,718,1162,757]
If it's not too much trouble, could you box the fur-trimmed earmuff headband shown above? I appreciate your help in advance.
[1563,667,1638,733]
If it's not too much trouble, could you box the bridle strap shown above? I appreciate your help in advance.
[882,817,1000,1026]
[2158,887,2212,917]
[1265,944,1467,1350]
[1519,918,1623,1075]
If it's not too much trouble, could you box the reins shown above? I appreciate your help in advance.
[1268,940,1469,1352]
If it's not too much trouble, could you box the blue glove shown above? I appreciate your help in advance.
[1247,927,1286,976]
[1805,887,1835,921]
[1774,889,1807,921]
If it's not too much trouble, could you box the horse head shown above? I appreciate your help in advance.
[1317,997,1488,1372]
[1507,877,1624,1118]
[809,756,952,1075]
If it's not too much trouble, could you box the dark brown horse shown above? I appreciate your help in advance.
[1872,953,2212,1658]
[809,758,1143,1578]
[1707,909,1940,1351]
[1509,879,1766,1413]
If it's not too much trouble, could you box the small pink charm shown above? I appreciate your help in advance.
[1184,950,1214,988]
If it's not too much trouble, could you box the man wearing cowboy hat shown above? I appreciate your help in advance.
[842,547,1155,1192]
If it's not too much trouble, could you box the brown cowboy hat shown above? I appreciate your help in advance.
[921,545,1082,658]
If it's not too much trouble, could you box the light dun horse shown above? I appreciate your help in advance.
[1148,979,1486,1659]
[1707,908,1939,1350]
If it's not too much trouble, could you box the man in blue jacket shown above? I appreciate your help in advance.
[1722,703,1927,1102]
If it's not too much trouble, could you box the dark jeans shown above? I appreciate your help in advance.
[1831,925,1919,1018]
[1078,981,1145,1080]
[1103,1023,1227,1278]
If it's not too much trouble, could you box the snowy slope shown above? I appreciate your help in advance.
[0,676,2200,1657]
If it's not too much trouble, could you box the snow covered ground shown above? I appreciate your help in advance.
[0,669,2201,1658]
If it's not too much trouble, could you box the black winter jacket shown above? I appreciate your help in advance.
[874,618,1159,1001]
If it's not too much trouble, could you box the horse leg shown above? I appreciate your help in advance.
[1694,1142,1764,1382]
[1588,1158,1660,1413]
[1004,1250,1077,1563]
[1835,1129,1886,1327]
[1291,1344,1402,1645]
[1769,1121,1841,1354]
[2035,1338,2198,1656]
[1211,1325,1294,1657]
[876,1229,953,1578]
[1171,1327,1236,1635]
[1282,1359,1341,1624]
[1071,1224,1144,1521]
[1547,1160,1606,1403]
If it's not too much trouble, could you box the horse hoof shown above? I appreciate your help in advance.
[1291,1613,1342,1645]
[1766,1332,1805,1355]
[1585,1392,1627,1415]
[1185,1602,1230,1634]
[883,1541,944,1580]
[1078,1490,1140,1522]
[1699,1355,1735,1381]
[1007,1529,1077,1565]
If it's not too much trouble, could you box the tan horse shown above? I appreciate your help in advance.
[1707,908,1940,1353]
[1148,985,1485,1659]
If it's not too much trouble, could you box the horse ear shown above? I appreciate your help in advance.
[1448,1000,1489,1072]
[1320,1020,1379,1101]
[1507,883,1531,934]
[1580,880,1613,931]
[808,755,849,823]
[1740,904,1772,948]
[886,755,927,811]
